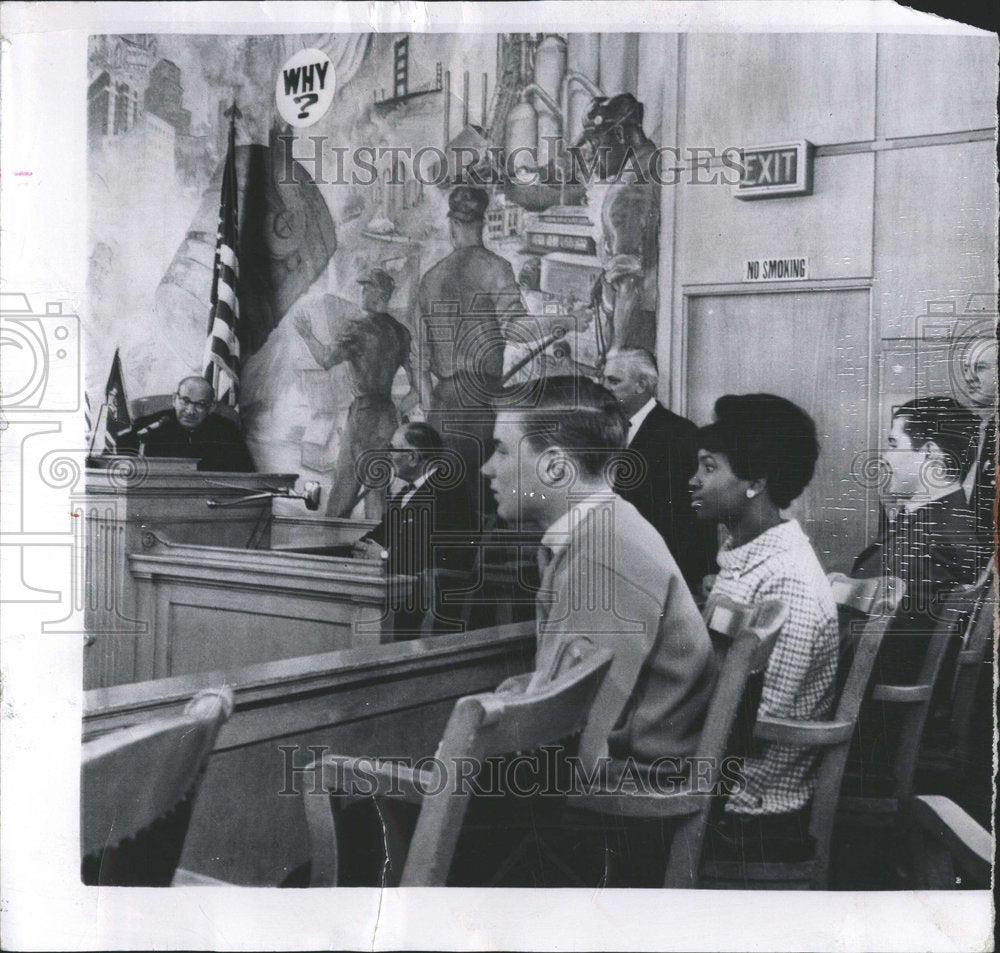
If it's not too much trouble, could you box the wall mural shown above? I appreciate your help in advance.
[87,32,658,510]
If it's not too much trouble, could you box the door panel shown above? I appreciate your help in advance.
[686,289,873,573]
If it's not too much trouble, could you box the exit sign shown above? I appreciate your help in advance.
[734,140,814,199]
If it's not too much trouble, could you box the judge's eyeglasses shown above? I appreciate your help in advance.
[176,395,212,412]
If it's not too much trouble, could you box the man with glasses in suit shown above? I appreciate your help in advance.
[354,422,473,638]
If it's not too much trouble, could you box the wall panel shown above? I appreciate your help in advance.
[874,139,998,340]
[684,33,877,147]
[876,35,998,140]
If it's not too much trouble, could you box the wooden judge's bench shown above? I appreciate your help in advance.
[78,456,403,689]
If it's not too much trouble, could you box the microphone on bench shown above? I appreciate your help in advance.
[132,411,174,439]
[205,480,322,511]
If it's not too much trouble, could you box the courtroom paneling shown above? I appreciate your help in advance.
[636,33,678,149]
[164,598,360,677]
[128,537,396,681]
[874,139,998,340]
[876,35,999,140]
[269,515,377,551]
[683,33,877,147]
[675,152,875,286]
[686,288,875,573]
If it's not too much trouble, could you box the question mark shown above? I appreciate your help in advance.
[294,93,319,119]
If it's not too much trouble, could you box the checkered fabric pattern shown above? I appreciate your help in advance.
[708,519,839,815]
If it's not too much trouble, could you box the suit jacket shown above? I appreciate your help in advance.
[853,488,981,683]
[121,412,254,472]
[615,402,716,591]
[532,496,717,765]
[362,476,474,621]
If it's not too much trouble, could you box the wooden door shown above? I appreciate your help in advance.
[686,288,875,573]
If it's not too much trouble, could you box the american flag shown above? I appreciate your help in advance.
[203,102,242,407]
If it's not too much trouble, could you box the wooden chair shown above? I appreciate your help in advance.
[916,560,995,821]
[81,686,234,886]
[692,575,902,889]
[563,596,787,888]
[833,570,988,886]
[836,564,981,887]
[301,642,612,886]
[911,795,992,889]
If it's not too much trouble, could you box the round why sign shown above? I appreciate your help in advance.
[276,48,335,128]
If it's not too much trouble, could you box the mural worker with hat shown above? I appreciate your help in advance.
[295,267,419,518]
[576,93,660,358]
[414,185,525,518]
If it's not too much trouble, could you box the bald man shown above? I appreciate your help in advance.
[123,376,255,472]
[602,349,715,592]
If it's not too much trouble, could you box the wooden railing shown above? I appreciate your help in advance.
[83,622,536,885]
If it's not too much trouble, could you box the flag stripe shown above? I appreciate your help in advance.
[203,110,241,408]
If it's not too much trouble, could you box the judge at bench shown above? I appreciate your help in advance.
[123,376,255,472]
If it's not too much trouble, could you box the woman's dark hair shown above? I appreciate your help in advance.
[696,394,820,509]
[892,396,979,481]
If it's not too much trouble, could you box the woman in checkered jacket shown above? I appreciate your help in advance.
[688,394,839,860]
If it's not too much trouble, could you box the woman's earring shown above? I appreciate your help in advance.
[745,488,757,499]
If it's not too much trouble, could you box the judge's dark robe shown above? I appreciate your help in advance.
[121,411,254,472]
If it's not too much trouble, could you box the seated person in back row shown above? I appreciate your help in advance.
[688,394,838,855]
[121,376,255,472]
[852,397,982,676]
[482,376,717,766]
[850,397,982,774]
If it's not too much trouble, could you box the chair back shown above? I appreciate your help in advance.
[698,595,788,760]
[661,597,785,887]
[827,572,905,692]
[400,646,612,886]
[912,795,993,889]
[81,687,234,885]
[796,576,903,878]
[885,578,989,802]
[948,561,994,750]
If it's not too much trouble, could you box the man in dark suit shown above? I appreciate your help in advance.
[122,376,254,472]
[601,348,714,592]
[354,422,473,638]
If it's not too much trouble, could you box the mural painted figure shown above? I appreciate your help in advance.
[295,268,418,517]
